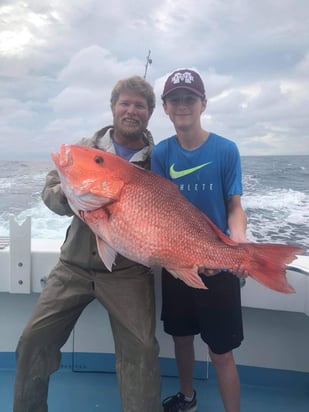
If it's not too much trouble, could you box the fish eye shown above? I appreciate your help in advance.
[94,155,104,165]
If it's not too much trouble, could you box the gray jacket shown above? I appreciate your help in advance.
[42,126,154,271]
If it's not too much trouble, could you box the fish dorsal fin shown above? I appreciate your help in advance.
[96,235,117,271]
[200,213,237,246]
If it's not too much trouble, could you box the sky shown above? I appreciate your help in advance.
[0,0,308,160]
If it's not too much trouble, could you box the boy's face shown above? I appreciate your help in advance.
[163,89,207,131]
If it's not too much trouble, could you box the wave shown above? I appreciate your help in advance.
[1,157,308,250]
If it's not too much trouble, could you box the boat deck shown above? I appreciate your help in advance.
[1,238,308,411]
[1,365,308,411]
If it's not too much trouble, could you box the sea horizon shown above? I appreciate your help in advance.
[0,155,308,250]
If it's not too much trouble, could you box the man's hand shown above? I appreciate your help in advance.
[198,265,249,278]
[198,268,221,276]
[228,264,249,279]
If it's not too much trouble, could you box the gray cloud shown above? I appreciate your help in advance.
[0,0,308,159]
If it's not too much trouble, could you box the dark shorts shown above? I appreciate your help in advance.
[161,268,244,354]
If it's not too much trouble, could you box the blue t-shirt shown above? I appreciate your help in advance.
[113,139,141,161]
[151,133,243,234]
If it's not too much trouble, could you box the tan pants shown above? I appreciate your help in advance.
[13,259,162,412]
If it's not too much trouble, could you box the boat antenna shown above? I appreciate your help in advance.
[143,50,152,79]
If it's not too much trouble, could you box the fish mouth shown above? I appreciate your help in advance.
[52,144,73,169]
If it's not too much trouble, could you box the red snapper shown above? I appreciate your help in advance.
[52,144,305,293]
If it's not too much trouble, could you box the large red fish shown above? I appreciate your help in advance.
[52,144,305,293]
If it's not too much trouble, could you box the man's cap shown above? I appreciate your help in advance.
[162,69,206,99]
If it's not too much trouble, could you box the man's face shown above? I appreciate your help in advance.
[112,91,151,139]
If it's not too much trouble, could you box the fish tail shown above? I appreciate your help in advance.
[242,243,305,293]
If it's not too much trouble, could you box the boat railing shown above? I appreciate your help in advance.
[0,236,10,249]
[0,215,308,316]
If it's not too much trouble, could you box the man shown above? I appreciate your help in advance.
[151,68,248,412]
[13,76,162,412]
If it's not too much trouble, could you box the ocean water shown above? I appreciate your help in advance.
[0,156,308,251]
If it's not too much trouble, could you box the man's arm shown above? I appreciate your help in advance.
[227,195,247,243]
[41,169,74,217]
[41,137,94,217]
[227,194,249,277]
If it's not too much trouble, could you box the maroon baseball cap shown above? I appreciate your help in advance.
[162,68,206,99]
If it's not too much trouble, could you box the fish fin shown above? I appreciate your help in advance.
[167,267,207,289]
[200,213,238,246]
[96,235,117,271]
[243,243,306,293]
[286,255,309,275]
[90,179,124,200]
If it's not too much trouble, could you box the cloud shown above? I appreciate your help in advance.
[53,45,145,109]
[0,0,308,159]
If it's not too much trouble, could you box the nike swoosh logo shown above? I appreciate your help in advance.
[169,162,212,179]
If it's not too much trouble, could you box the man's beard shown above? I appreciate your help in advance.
[120,127,142,139]
[116,118,146,140]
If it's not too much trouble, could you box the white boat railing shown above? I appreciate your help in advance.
[0,215,308,316]
[0,236,10,249]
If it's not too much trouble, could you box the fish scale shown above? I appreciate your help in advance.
[52,144,305,293]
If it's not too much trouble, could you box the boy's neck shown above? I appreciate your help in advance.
[176,129,209,150]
